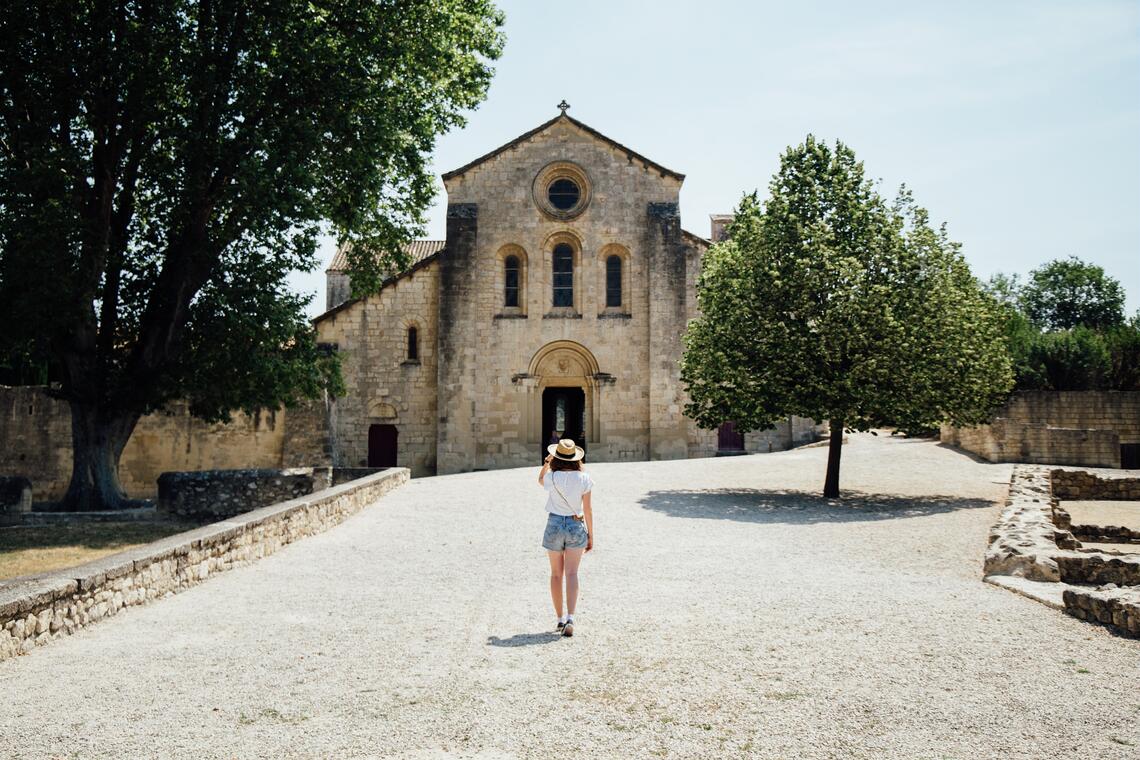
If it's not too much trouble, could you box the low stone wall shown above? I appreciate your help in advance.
[983,466,1076,581]
[1058,554,1140,587]
[156,466,387,521]
[0,467,408,662]
[1063,585,1140,637]
[941,390,1140,469]
[158,468,325,521]
[330,467,387,487]
[983,464,1140,637]
[942,419,1120,468]
[1050,469,1140,500]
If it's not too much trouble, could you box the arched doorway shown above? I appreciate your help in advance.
[526,341,604,461]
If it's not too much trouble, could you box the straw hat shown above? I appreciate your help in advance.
[547,438,585,461]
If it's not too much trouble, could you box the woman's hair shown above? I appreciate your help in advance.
[550,457,582,472]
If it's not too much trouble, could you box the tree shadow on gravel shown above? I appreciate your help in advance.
[486,632,563,647]
[638,489,994,524]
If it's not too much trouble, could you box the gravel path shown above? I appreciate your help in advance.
[2,434,1137,759]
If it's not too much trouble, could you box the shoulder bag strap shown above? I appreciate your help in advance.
[550,472,578,515]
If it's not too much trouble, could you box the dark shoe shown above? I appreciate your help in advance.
[562,618,574,637]
[556,620,566,632]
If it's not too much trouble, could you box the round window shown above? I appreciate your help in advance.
[533,161,590,219]
[547,178,580,210]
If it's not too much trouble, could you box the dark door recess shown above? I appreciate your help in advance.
[717,421,746,455]
[541,387,586,461]
[1122,443,1140,470]
[368,424,398,468]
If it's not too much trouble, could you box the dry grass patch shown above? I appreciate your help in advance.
[0,521,197,580]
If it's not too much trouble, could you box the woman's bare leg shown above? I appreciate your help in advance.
[562,548,585,617]
[547,550,565,619]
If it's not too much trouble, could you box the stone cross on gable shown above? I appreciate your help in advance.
[557,99,570,114]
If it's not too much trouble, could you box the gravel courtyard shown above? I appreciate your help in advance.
[1,434,1137,759]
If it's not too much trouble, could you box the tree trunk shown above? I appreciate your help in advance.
[823,418,844,498]
[57,401,142,511]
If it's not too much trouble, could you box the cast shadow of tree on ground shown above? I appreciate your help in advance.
[637,489,994,525]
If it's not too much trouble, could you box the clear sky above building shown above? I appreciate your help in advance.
[293,0,1139,316]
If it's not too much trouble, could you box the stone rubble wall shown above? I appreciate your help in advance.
[984,464,1140,637]
[1063,585,1140,637]
[157,466,386,521]
[0,467,408,663]
[1058,553,1140,587]
[1049,469,1140,500]
[0,386,332,501]
[940,390,1140,468]
[983,466,1070,581]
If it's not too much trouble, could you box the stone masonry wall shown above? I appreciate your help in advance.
[941,391,1140,468]
[158,468,329,521]
[316,261,439,477]
[1050,469,1140,500]
[0,467,408,662]
[1064,585,1140,636]
[1005,391,1140,442]
[436,117,688,472]
[0,386,330,501]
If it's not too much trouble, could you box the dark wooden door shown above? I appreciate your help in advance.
[368,424,398,467]
[717,421,745,453]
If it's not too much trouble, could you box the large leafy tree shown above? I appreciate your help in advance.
[1021,256,1126,331]
[682,137,1012,498]
[0,0,504,509]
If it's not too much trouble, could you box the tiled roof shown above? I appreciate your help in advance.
[682,229,710,248]
[441,113,685,183]
[326,239,446,274]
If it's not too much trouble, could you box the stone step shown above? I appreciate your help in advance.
[1057,552,1140,586]
[1062,584,1140,637]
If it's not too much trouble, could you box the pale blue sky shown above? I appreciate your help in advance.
[294,0,1139,317]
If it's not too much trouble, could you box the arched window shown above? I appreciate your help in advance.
[504,255,520,307]
[552,243,574,307]
[407,326,418,361]
[606,255,622,308]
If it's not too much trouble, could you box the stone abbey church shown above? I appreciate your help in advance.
[316,109,819,476]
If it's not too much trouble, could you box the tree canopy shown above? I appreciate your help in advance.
[1020,256,1126,331]
[0,0,504,509]
[682,137,1012,497]
[984,262,1137,392]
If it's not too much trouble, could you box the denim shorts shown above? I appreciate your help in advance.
[542,513,589,551]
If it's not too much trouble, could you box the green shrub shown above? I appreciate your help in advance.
[1104,323,1140,391]
[1027,327,1111,391]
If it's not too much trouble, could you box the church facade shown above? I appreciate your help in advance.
[315,110,820,476]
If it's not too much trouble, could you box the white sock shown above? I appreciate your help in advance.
[559,614,568,624]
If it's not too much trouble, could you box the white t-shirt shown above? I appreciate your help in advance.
[544,470,594,516]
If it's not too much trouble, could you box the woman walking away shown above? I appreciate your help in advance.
[538,438,593,637]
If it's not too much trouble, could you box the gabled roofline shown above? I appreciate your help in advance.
[313,249,445,324]
[441,113,685,182]
[682,229,710,248]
